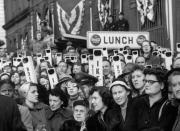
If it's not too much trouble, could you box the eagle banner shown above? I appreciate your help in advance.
[56,0,85,35]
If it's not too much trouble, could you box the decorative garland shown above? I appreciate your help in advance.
[98,0,112,27]
[57,0,85,35]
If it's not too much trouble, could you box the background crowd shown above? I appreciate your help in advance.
[0,25,180,131]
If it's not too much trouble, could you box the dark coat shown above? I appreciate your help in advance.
[48,108,73,131]
[0,95,26,131]
[126,95,177,131]
[86,108,123,131]
[112,96,134,131]
[115,19,129,31]
[28,102,52,131]
[104,22,116,31]
[60,119,82,131]
[172,102,180,131]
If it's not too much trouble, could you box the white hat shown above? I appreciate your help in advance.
[109,80,131,91]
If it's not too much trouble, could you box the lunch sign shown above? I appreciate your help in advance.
[87,31,150,49]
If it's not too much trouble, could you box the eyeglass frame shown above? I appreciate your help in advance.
[144,79,159,85]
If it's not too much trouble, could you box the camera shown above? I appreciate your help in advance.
[44,56,49,60]
[40,58,45,63]
[17,59,21,62]
[13,58,17,61]
[177,43,180,52]
[23,58,28,63]
[94,50,102,56]
[145,65,152,69]
[113,56,119,61]
[113,50,118,55]
[82,54,87,59]
[89,55,93,60]
[37,53,42,57]
[46,49,51,53]
[132,51,138,55]
[152,51,158,56]
[48,68,55,75]
[166,52,172,57]
[127,55,132,60]
[56,53,62,57]
[123,50,128,55]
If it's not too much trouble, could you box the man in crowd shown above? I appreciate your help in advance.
[115,12,129,31]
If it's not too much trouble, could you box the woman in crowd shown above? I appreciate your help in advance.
[18,82,52,131]
[0,80,33,131]
[66,79,83,110]
[130,65,146,97]
[128,67,177,131]
[86,86,123,131]
[48,88,73,131]
[110,79,134,131]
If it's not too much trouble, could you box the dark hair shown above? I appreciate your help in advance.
[0,73,10,81]
[49,88,69,108]
[0,80,15,89]
[143,67,167,83]
[144,67,168,98]
[129,65,145,93]
[89,86,113,107]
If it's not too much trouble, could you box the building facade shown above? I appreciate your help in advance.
[3,0,180,52]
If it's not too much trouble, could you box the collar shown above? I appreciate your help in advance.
[144,95,166,108]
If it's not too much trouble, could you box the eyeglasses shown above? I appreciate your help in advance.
[144,80,159,85]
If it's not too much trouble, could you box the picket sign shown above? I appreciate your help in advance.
[88,55,94,76]
[22,56,37,84]
[81,54,88,64]
[47,68,58,89]
[93,49,103,86]
[45,49,52,66]
[112,56,122,78]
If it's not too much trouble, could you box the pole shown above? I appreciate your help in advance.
[119,0,122,12]
[89,1,93,31]
[168,0,174,51]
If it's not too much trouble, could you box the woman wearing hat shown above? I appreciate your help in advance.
[86,86,123,131]
[60,99,89,131]
[110,78,134,131]
[18,82,52,131]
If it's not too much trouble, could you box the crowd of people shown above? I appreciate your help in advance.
[0,35,180,131]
